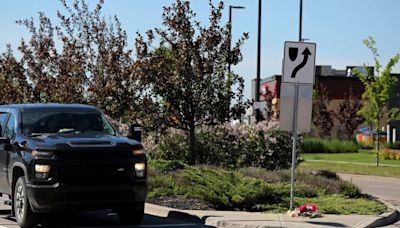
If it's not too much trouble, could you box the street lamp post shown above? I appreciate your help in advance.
[227,5,245,121]
[228,5,245,73]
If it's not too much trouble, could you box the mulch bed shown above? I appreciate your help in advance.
[147,195,213,210]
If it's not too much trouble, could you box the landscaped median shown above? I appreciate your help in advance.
[147,160,387,215]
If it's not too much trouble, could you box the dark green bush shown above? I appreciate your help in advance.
[340,181,362,198]
[148,163,375,213]
[300,138,359,153]
[146,123,293,170]
[148,159,185,172]
[315,169,339,180]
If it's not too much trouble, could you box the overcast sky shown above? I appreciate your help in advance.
[1,0,399,99]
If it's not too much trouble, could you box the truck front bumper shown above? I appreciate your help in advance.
[26,182,148,213]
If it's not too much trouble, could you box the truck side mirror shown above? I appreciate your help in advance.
[129,124,142,142]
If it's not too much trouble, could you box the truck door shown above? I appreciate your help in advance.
[0,112,10,193]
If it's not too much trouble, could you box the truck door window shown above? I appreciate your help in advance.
[4,114,16,141]
[0,113,8,136]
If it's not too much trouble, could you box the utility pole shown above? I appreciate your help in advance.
[255,0,262,123]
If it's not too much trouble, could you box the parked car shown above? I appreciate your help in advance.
[0,104,147,227]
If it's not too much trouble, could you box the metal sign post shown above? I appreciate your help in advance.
[289,83,299,210]
[279,41,316,210]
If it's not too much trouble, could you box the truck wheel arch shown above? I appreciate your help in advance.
[10,163,27,216]
[11,163,28,193]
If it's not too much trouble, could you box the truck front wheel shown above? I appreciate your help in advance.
[117,202,145,225]
[14,177,38,228]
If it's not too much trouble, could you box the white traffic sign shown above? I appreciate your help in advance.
[283,41,316,84]
[279,83,313,133]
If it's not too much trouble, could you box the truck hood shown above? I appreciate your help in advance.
[26,134,142,152]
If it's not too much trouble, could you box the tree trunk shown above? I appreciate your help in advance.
[189,124,196,165]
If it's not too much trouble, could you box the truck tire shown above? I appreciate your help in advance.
[117,202,145,225]
[14,177,38,228]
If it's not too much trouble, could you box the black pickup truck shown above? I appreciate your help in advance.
[0,104,147,227]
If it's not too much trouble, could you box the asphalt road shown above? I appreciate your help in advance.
[338,173,400,207]
[339,173,400,227]
[0,208,213,228]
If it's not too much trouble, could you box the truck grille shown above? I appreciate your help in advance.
[57,160,132,185]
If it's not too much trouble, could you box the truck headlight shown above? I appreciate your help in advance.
[134,163,146,178]
[35,164,51,179]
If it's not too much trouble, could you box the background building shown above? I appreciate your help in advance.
[251,65,400,139]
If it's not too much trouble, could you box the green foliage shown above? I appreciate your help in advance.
[0,0,143,120]
[242,128,292,170]
[0,45,32,104]
[299,160,400,178]
[295,195,386,215]
[340,181,362,198]
[300,138,359,153]
[353,37,400,167]
[388,108,400,122]
[195,125,243,168]
[134,0,249,164]
[148,162,386,214]
[147,132,190,162]
[147,159,185,172]
[354,37,400,127]
[146,123,293,170]
[149,165,286,211]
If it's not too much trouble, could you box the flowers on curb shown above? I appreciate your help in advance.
[287,203,322,218]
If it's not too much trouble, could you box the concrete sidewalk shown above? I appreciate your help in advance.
[145,203,400,228]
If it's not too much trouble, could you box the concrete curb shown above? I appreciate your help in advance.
[145,203,207,223]
[355,211,399,228]
[145,202,400,228]
[355,198,400,228]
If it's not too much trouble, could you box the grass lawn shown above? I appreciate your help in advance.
[298,161,400,178]
[301,150,400,166]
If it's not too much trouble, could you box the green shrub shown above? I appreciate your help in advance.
[295,195,386,215]
[315,169,339,180]
[148,165,290,211]
[148,163,384,213]
[148,159,185,172]
[146,122,294,170]
[300,138,359,153]
[239,167,361,197]
[242,128,293,170]
[340,181,362,198]
[195,125,243,168]
[146,132,190,162]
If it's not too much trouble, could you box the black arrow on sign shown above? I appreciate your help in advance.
[291,47,311,78]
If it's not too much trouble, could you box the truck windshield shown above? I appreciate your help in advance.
[22,110,116,137]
